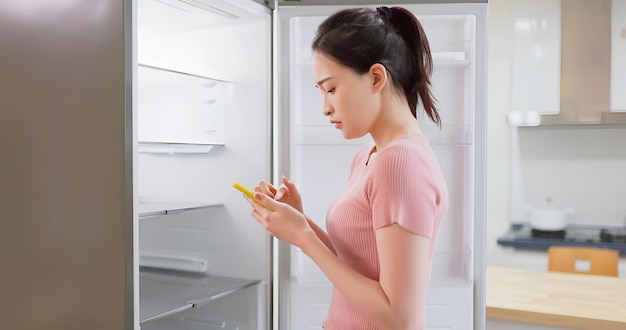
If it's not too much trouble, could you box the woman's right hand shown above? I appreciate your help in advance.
[255,176,303,213]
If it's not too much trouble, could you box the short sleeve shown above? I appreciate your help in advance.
[368,145,442,239]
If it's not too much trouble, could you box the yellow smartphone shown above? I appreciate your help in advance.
[232,181,275,211]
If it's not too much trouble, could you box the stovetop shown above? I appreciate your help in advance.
[515,226,626,243]
[599,228,626,243]
[497,224,626,255]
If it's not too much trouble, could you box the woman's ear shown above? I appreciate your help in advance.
[369,63,388,94]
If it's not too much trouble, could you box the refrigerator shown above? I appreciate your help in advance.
[0,0,487,330]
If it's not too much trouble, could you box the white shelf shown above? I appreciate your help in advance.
[434,58,472,67]
[138,63,230,88]
[294,126,372,145]
[432,52,471,67]
[140,268,260,324]
[138,202,223,218]
[138,141,224,154]
[294,125,472,146]
[294,52,471,68]
[429,247,473,287]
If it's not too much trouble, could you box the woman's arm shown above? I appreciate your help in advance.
[301,223,430,330]
[304,214,337,255]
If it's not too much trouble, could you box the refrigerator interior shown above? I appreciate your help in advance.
[280,5,480,329]
[134,0,271,328]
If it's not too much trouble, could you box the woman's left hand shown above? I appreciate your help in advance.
[244,192,313,248]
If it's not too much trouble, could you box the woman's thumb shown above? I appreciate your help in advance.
[282,175,295,188]
[275,185,287,200]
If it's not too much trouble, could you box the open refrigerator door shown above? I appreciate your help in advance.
[274,2,487,329]
[134,0,272,329]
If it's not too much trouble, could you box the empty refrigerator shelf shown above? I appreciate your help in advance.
[138,141,224,154]
[142,316,247,330]
[433,58,471,67]
[138,63,231,85]
[138,202,223,218]
[140,268,260,325]
[139,254,209,273]
[142,317,246,330]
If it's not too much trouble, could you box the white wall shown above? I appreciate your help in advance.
[486,0,515,267]
[519,128,626,226]
[486,0,626,267]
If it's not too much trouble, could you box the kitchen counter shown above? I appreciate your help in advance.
[486,267,626,330]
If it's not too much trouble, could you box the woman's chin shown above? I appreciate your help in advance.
[340,130,366,140]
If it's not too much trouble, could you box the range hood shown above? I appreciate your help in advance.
[539,0,626,126]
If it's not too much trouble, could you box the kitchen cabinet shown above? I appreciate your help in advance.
[497,247,626,278]
[611,0,626,111]
[510,0,561,115]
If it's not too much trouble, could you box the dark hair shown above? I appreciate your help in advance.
[312,6,440,127]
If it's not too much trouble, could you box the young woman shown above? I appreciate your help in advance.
[242,6,449,330]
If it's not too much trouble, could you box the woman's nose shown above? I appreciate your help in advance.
[323,100,333,117]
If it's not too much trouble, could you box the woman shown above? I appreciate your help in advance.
[242,6,449,330]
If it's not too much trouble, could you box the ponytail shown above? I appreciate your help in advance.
[378,6,440,127]
[313,7,441,127]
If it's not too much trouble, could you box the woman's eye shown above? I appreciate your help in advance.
[327,88,335,94]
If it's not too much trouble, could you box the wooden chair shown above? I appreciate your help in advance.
[548,246,619,277]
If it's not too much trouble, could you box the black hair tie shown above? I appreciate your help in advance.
[376,6,393,20]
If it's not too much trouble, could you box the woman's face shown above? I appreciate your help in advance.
[311,51,381,139]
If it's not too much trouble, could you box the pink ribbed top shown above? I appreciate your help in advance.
[322,131,449,330]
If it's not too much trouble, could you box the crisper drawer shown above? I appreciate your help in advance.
[142,283,260,330]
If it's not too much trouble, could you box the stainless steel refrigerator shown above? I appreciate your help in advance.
[0,0,487,329]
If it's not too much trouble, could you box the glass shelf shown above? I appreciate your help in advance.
[138,63,230,87]
[140,268,260,324]
[294,126,371,145]
[142,317,247,330]
[138,141,224,154]
[432,52,471,67]
[294,125,472,146]
[295,55,471,68]
[434,58,472,67]
[138,202,223,218]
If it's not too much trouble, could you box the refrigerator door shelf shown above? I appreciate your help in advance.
[294,126,371,145]
[430,246,473,287]
[433,57,472,67]
[140,268,260,325]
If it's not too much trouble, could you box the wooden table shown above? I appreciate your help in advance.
[486,267,626,330]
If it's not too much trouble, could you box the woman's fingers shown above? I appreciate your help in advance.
[276,176,295,200]
[257,180,277,197]
[275,185,288,200]
[245,196,269,226]
[282,176,299,194]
